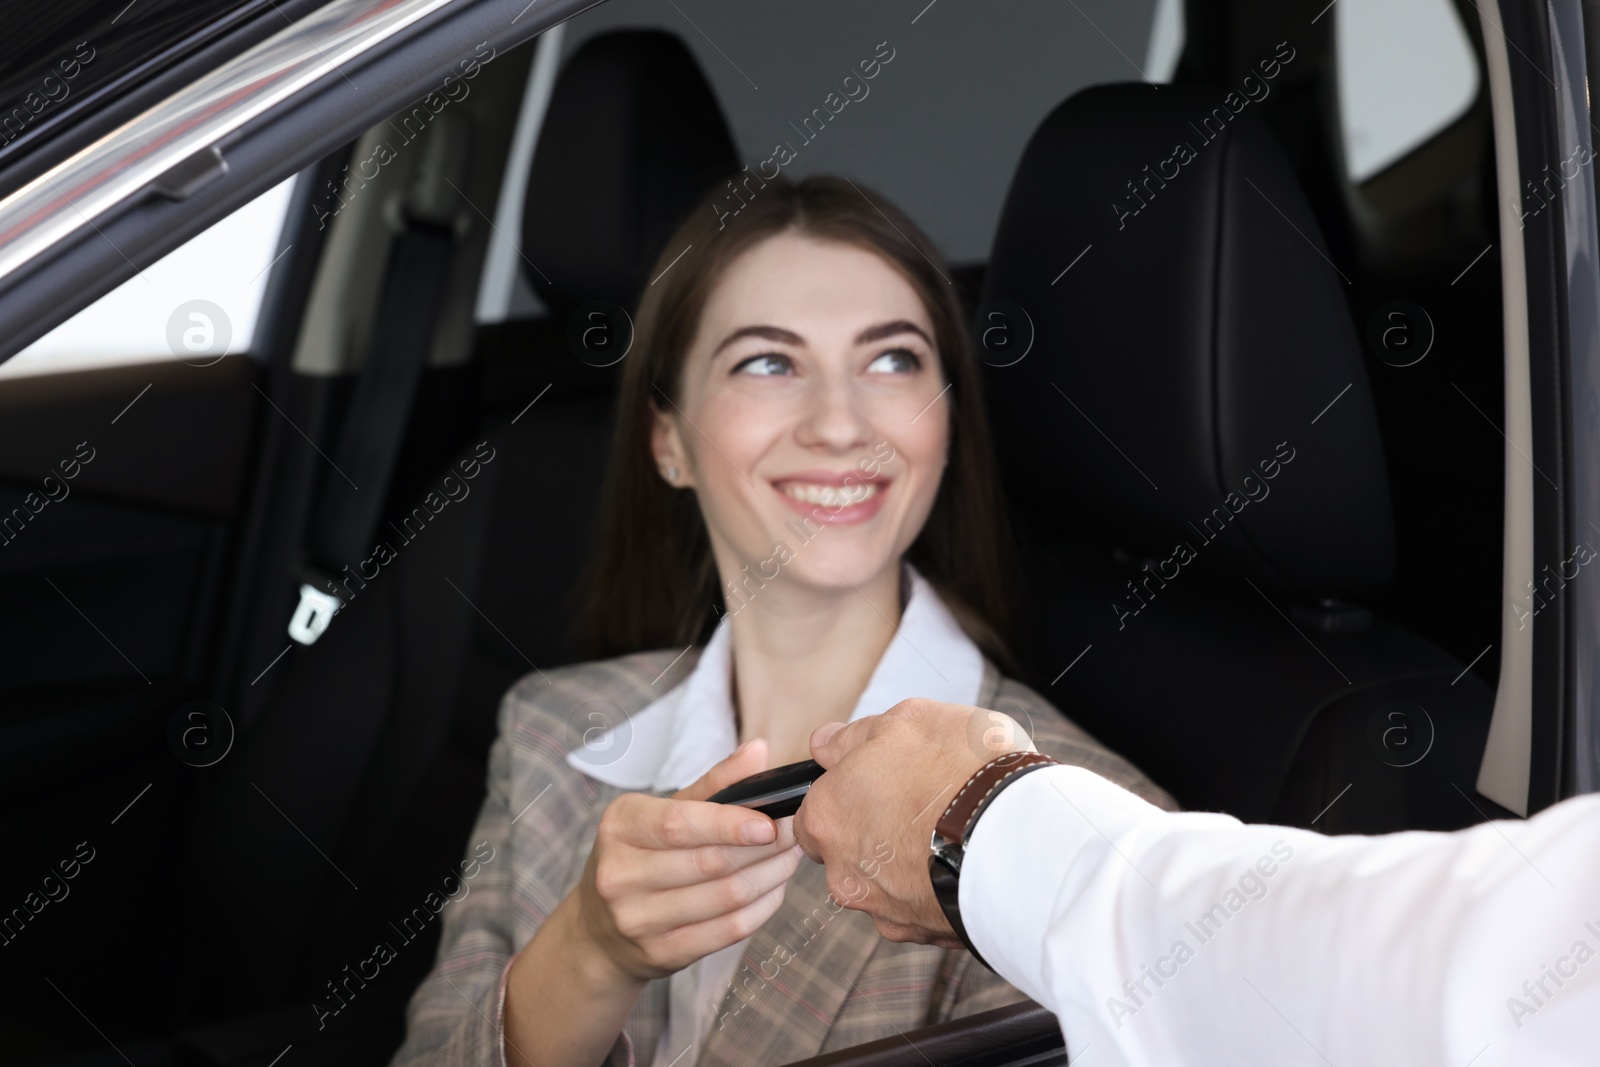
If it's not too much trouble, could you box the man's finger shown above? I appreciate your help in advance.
[791,800,824,864]
[809,717,874,769]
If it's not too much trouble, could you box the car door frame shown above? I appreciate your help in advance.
[0,0,601,367]
[1472,0,1600,814]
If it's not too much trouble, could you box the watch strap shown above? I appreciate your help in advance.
[935,750,1061,847]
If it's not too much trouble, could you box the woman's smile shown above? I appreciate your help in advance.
[771,470,891,524]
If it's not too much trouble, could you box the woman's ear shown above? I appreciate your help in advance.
[650,402,694,488]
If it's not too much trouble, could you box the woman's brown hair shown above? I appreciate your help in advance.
[578,174,1017,670]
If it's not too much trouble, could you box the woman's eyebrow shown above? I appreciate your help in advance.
[854,319,933,347]
[712,324,804,355]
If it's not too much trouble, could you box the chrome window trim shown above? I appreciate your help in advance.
[1475,0,1538,816]
[0,0,466,288]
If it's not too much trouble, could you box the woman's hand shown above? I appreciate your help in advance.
[504,739,800,1067]
[573,737,803,983]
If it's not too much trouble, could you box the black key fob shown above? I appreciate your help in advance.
[706,759,824,818]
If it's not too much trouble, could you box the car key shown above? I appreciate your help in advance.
[706,758,824,818]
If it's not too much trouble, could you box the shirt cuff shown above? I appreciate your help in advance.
[959,765,1167,1005]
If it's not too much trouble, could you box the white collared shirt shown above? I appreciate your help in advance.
[566,566,986,1067]
[963,766,1600,1066]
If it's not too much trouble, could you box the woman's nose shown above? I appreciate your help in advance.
[795,372,875,451]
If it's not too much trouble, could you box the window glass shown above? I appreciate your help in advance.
[0,176,295,380]
[1336,0,1479,182]
[1145,0,1185,83]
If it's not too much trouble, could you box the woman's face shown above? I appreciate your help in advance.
[653,230,949,599]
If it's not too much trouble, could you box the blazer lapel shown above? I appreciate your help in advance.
[696,855,883,1067]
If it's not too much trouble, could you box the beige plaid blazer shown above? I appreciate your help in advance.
[389,647,1176,1067]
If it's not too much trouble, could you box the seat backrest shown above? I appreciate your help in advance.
[469,24,741,677]
[980,83,1498,831]
[176,29,738,1028]
[520,28,740,317]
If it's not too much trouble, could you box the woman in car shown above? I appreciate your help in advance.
[390,175,1175,1067]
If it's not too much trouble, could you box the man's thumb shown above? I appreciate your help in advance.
[808,720,854,769]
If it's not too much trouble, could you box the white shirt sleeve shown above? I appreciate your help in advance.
[960,765,1600,1067]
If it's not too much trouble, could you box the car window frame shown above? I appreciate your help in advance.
[0,0,333,204]
[0,0,601,369]
[1473,0,1597,814]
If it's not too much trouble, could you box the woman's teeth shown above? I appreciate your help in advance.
[781,481,881,507]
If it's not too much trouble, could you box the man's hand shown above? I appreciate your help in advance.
[792,699,1033,947]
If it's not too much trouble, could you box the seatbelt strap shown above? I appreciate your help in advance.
[288,119,471,644]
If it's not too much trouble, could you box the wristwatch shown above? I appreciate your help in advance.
[927,751,1060,969]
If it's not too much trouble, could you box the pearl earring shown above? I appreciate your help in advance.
[665,465,680,483]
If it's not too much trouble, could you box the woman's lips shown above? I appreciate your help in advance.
[771,474,891,525]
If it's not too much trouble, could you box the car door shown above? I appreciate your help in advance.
[0,189,291,1061]
[0,8,324,1059]
[0,2,589,1063]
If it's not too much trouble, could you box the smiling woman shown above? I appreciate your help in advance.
[584,176,1014,673]
[389,176,1176,1067]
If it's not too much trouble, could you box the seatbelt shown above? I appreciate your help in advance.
[288,117,471,644]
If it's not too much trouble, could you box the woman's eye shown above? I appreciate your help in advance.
[733,353,794,377]
[866,348,922,374]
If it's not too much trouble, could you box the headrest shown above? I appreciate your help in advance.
[522,31,739,317]
[981,84,1394,597]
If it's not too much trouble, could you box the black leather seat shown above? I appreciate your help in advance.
[980,84,1500,833]
[167,30,737,1063]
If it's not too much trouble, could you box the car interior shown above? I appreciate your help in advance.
[0,0,1525,1064]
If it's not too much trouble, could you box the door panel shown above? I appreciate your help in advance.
[0,355,260,1060]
